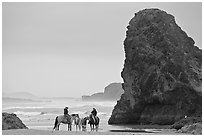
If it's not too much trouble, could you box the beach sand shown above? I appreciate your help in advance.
[2,128,187,135]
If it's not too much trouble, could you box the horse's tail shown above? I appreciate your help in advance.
[53,116,58,130]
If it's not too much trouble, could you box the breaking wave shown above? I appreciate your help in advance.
[14,111,41,116]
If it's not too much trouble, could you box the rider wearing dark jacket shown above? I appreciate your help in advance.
[91,108,97,116]
[64,107,69,116]
[91,108,97,123]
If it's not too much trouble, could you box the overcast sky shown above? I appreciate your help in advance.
[2,2,202,98]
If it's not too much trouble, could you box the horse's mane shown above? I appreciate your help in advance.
[71,114,79,117]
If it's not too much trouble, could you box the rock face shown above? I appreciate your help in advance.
[103,83,124,100]
[108,9,202,125]
[2,112,28,130]
[82,83,124,101]
[178,122,202,135]
[82,93,104,101]
[170,116,202,134]
[170,116,201,130]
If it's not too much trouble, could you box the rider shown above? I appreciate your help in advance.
[91,108,97,123]
[64,107,69,118]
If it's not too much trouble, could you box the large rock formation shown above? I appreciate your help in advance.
[82,83,124,101]
[2,112,28,130]
[170,116,201,130]
[178,122,202,134]
[108,9,202,125]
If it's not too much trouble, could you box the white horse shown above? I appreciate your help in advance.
[71,114,82,131]
[81,116,89,131]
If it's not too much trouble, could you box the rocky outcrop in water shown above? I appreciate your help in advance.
[170,116,201,130]
[108,9,202,125]
[82,83,124,101]
[2,112,28,130]
[170,116,202,134]
[178,122,202,134]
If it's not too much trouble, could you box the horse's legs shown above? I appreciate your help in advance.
[82,125,86,131]
[79,124,81,131]
[90,124,94,131]
[68,124,71,131]
[69,124,72,131]
[76,124,77,131]
[90,124,92,131]
[96,125,98,132]
[57,123,60,130]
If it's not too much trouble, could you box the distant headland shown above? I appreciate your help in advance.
[82,83,124,101]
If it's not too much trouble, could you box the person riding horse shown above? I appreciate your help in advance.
[53,107,72,131]
[64,107,69,119]
[91,108,97,123]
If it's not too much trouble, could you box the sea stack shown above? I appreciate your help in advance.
[2,112,28,130]
[108,9,202,125]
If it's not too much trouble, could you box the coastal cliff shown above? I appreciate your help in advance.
[82,83,124,101]
[108,9,202,125]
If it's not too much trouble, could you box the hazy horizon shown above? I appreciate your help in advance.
[2,2,202,98]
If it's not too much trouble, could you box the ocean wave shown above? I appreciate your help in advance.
[14,111,55,116]
[3,99,116,111]
[14,111,41,116]
[3,106,45,110]
[72,103,116,110]
[97,112,107,116]
[58,100,117,108]
[69,111,108,117]
[70,111,87,115]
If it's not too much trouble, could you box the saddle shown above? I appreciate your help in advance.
[64,114,71,123]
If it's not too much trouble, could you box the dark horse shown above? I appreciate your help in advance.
[53,114,72,131]
[88,114,100,131]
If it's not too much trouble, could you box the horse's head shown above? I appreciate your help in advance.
[86,116,90,120]
[81,116,89,125]
[82,116,88,121]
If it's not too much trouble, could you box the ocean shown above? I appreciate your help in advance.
[2,97,126,132]
[3,97,180,135]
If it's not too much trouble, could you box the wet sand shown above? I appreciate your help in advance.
[2,128,187,135]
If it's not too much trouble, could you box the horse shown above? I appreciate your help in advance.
[88,114,100,131]
[71,114,81,131]
[53,114,72,131]
[81,116,89,131]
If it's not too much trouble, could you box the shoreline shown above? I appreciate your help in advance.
[2,128,187,135]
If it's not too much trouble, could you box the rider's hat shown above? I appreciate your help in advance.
[65,107,68,109]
